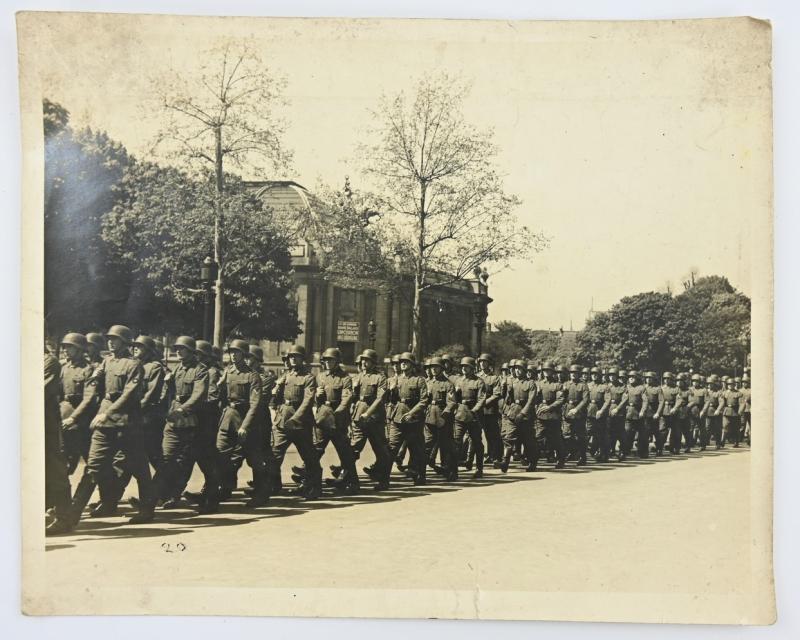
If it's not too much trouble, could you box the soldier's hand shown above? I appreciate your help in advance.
[567,409,576,419]
[654,413,661,420]
[90,413,106,428]
[62,416,76,429]
[237,427,248,440]
[610,408,617,417]
[519,412,529,421]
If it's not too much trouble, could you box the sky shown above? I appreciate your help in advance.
[32,14,770,330]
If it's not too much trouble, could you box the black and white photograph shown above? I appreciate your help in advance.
[16,10,775,624]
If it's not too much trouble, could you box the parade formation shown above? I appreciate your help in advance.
[43,325,752,536]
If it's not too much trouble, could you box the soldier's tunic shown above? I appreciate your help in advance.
[45,353,71,518]
[721,388,744,446]
[388,374,429,483]
[687,385,710,449]
[425,376,458,480]
[154,357,210,502]
[272,367,322,489]
[139,359,167,470]
[479,370,504,462]
[562,380,590,463]
[315,367,358,484]
[217,362,267,497]
[624,384,648,458]
[705,387,724,449]
[672,386,693,452]
[606,382,628,459]
[351,369,392,484]
[642,383,665,455]
[660,384,685,454]
[586,381,611,461]
[249,365,280,490]
[72,351,156,515]
[534,379,567,464]
[454,375,487,473]
[502,377,539,467]
[741,386,752,444]
[59,358,96,474]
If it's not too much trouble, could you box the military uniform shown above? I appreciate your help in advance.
[425,371,458,480]
[624,378,648,458]
[272,362,322,496]
[500,371,539,471]
[687,379,710,450]
[388,366,429,484]
[534,367,567,467]
[217,359,268,500]
[315,364,358,489]
[140,358,167,470]
[586,378,611,462]
[562,373,590,464]
[59,357,96,474]
[606,375,628,460]
[453,366,487,476]
[721,385,744,447]
[45,353,72,521]
[642,377,665,455]
[705,381,724,449]
[741,380,751,445]
[659,377,684,455]
[351,361,392,487]
[671,378,692,453]
[478,365,504,463]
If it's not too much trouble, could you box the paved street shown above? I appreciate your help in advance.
[40,446,752,619]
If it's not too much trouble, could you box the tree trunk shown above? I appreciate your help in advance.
[213,125,225,348]
[411,185,426,360]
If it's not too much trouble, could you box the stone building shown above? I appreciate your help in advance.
[247,180,492,366]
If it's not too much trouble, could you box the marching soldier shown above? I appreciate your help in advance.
[132,335,166,473]
[85,332,105,365]
[45,350,74,535]
[586,366,611,462]
[246,345,281,493]
[643,371,665,456]
[606,368,628,460]
[581,366,591,384]
[477,353,504,464]
[687,374,709,450]
[58,333,95,475]
[558,364,570,385]
[705,374,725,449]
[562,364,590,465]
[453,357,487,478]
[425,357,458,480]
[351,349,393,490]
[153,336,211,510]
[497,359,539,472]
[314,347,359,494]
[624,370,648,459]
[659,372,683,455]
[388,352,429,485]
[721,376,744,447]
[674,373,693,453]
[70,325,156,525]
[741,373,751,446]
[216,339,269,506]
[533,361,566,468]
[271,345,322,499]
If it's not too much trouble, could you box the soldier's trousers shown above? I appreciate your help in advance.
[624,418,649,458]
[586,416,609,461]
[534,419,565,464]
[424,425,439,468]
[432,419,458,479]
[61,424,90,476]
[692,414,708,448]
[661,415,681,453]
[562,418,588,462]
[742,412,751,444]
[455,419,484,472]
[645,416,666,454]
[46,418,71,516]
[668,416,692,452]
[175,405,222,499]
[72,426,156,516]
[273,422,322,487]
[482,413,502,461]
[141,408,165,472]
[502,416,538,466]
[706,415,723,448]
[388,421,426,482]
[154,424,197,501]
[314,414,358,482]
[216,407,268,496]
[351,416,392,483]
[607,415,626,458]
[722,415,741,446]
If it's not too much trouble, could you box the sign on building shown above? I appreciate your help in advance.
[336,320,359,342]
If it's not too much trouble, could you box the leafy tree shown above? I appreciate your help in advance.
[486,321,533,364]
[151,41,292,346]
[102,163,299,341]
[528,330,561,364]
[353,73,547,359]
[44,99,130,339]
[429,343,469,361]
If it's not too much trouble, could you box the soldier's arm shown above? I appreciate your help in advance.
[471,379,487,412]
[520,382,536,416]
[575,383,589,413]
[405,378,429,420]
[672,390,685,413]
[599,389,612,417]
[270,374,285,408]
[550,385,566,410]
[107,361,143,415]
[217,369,229,405]
[336,374,353,413]
[483,378,500,408]
[290,374,316,421]
[240,372,262,432]
[444,382,457,414]
[140,364,165,408]
[180,366,209,412]
[363,374,388,418]
[655,388,665,417]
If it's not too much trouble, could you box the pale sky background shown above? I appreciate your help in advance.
[34,14,769,330]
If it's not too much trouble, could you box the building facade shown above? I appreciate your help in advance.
[247,181,492,366]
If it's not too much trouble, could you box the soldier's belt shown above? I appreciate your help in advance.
[63,393,82,402]
[104,392,122,401]
[284,400,301,408]
[359,395,376,403]
[228,401,250,410]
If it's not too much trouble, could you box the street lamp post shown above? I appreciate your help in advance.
[368,318,377,350]
[200,256,216,343]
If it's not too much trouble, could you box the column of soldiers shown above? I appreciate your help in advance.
[43,325,752,536]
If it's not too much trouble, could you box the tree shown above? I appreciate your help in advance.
[151,41,292,346]
[486,321,533,364]
[102,163,299,340]
[44,99,131,338]
[355,73,547,359]
[528,330,562,364]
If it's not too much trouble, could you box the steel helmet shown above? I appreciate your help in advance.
[85,332,104,349]
[582,366,591,374]
[500,362,509,370]
[618,369,628,378]
[526,362,537,371]
[399,351,415,364]
[361,349,379,363]
[558,364,569,374]
[173,335,197,352]
[477,353,493,363]
[644,371,657,379]
[105,325,133,344]
[227,339,250,354]
[516,359,529,369]
[734,376,742,383]
[628,370,640,379]
[460,356,476,368]
[423,358,432,368]
[708,374,719,383]
[248,345,264,362]
[430,356,444,367]
[440,353,453,362]
[542,361,555,371]
[691,373,701,382]
[742,373,750,381]
[287,345,307,359]
[590,366,601,374]
[662,371,674,379]
[390,353,401,364]
[60,332,87,350]
[569,364,582,373]
[195,340,214,358]
[321,347,341,361]
[607,367,619,375]
[133,335,157,353]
